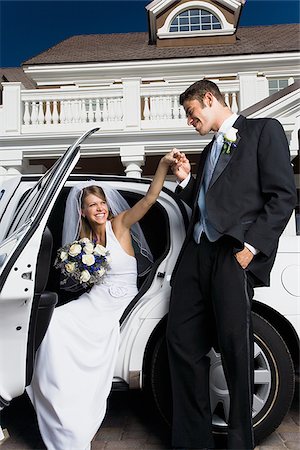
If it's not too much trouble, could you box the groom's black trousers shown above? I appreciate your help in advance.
[166,234,255,450]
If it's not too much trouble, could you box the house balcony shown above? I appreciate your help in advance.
[0,79,241,136]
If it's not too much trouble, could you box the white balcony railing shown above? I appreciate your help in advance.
[1,79,241,135]
[140,83,239,128]
[21,87,124,132]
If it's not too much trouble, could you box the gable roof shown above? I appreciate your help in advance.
[23,24,298,66]
[241,80,300,117]
[0,67,36,88]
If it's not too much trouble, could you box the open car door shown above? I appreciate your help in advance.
[0,129,99,412]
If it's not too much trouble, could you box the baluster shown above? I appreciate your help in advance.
[60,101,66,124]
[95,99,101,123]
[102,98,108,122]
[143,97,150,120]
[111,99,116,121]
[23,101,30,125]
[45,100,51,124]
[70,100,75,123]
[80,100,87,123]
[231,92,238,113]
[179,105,185,119]
[73,100,81,123]
[117,98,123,121]
[52,100,59,124]
[38,101,45,124]
[88,99,94,122]
[115,98,121,121]
[150,97,156,120]
[107,99,112,121]
[31,101,38,124]
[161,96,167,119]
[166,96,172,119]
[224,92,230,108]
[159,96,164,120]
[66,100,72,123]
[173,96,179,119]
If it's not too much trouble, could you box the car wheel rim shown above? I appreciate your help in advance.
[208,339,272,428]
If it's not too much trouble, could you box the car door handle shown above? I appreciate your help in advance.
[21,271,32,280]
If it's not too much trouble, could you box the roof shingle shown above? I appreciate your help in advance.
[23,24,299,66]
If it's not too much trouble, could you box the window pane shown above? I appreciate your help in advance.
[170,26,178,32]
[279,79,288,88]
[269,80,277,88]
[213,23,221,29]
[202,16,210,23]
[180,25,189,31]
[202,24,211,30]
[191,16,200,24]
[180,10,188,17]
[191,25,201,31]
[180,17,189,25]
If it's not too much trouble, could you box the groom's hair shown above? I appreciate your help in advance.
[179,79,226,107]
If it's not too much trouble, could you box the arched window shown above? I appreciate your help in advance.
[169,8,222,33]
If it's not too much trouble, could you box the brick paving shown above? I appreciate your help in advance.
[1,384,298,450]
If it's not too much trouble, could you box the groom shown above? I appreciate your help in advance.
[167,79,296,449]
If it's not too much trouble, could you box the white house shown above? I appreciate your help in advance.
[0,0,299,182]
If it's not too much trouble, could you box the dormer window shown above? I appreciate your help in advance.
[156,1,235,40]
[169,9,222,33]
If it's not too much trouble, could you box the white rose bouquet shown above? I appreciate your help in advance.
[54,238,110,291]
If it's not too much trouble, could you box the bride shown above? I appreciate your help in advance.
[26,149,182,450]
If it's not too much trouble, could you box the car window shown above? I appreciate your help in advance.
[0,176,21,226]
[6,159,60,238]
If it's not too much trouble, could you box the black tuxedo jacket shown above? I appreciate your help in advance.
[173,115,297,287]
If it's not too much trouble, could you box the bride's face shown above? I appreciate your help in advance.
[81,193,109,227]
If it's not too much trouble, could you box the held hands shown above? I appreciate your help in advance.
[161,148,191,182]
[235,246,254,269]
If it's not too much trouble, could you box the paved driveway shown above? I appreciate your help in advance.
[1,384,299,449]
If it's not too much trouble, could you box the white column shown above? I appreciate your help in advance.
[238,73,269,111]
[122,78,141,131]
[0,149,23,171]
[2,82,24,134]
[0,166,22,184]
[120,145,145,178]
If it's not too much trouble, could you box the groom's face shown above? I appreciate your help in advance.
[183,94,217,136]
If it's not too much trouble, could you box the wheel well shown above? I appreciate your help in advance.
[141,303,300,388]
[252,300,299,376]
[142,316,167,390]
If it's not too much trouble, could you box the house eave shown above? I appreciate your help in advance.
[22,51,300,86]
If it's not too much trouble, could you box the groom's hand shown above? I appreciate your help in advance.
[235,247,254,269]
[171,149,191,182]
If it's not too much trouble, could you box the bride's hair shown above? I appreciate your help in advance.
[80,186,113,240]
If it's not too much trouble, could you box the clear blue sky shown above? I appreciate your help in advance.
[0,0,299,68]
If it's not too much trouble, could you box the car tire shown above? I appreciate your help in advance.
[150,312,295,444]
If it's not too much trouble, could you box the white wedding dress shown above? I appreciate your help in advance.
[27,220,138,450]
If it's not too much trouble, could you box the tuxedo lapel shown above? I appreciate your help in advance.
[209,115,247,189]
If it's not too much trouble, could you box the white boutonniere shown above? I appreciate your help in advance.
[222,127,238,154]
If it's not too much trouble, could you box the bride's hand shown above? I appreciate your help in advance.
[161,148,184,168]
